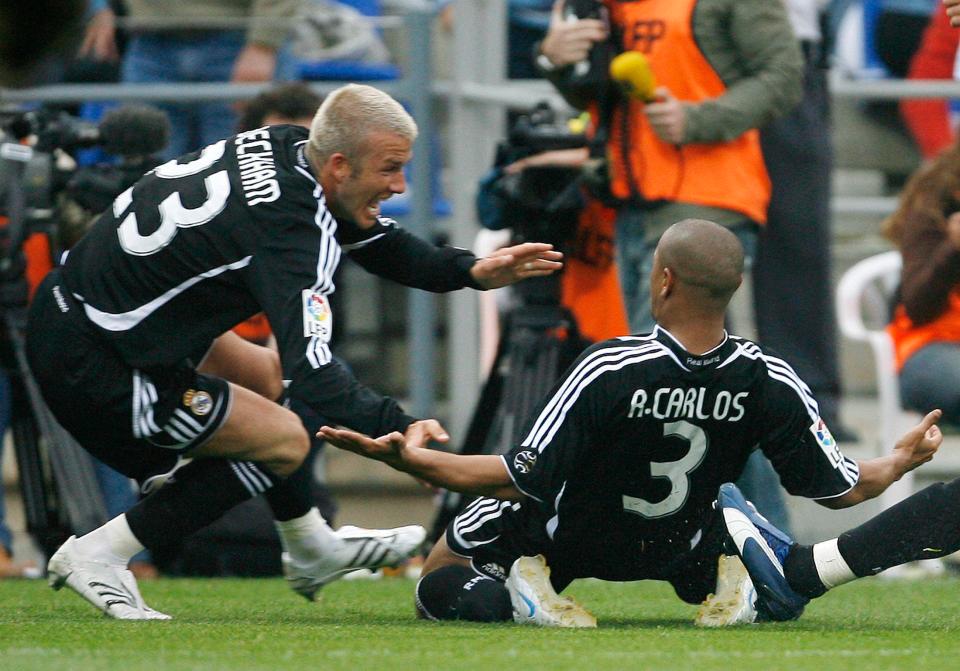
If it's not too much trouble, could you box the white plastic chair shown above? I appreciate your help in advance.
[835,250,921,512]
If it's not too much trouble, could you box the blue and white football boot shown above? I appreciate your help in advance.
[717,482,808,622]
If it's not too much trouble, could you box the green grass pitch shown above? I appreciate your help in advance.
[3,576,960,671]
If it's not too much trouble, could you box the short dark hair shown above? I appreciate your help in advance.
[238,82,325,132]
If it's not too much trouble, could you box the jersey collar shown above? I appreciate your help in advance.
[295,142,314,176]
[653,325,735,371]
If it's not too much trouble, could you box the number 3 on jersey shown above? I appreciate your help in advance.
[116,140,231,256]
[622,420,708,519]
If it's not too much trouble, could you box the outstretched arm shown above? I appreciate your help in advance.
[318,425,524,501]
[348,221,562,292]
[820,410,944,509]
[469,242,564,289]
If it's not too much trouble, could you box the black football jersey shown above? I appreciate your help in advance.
[502,326,859,580]
[60,125,479,436]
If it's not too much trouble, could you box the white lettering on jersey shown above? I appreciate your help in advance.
[235,128,280,206]
[117,168,231,256]
[628,386,748,422]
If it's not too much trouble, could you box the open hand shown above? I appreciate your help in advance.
[470,242,564,289]
[318,426,407,468]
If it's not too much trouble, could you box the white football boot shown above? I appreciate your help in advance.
[695,553,758,627]
[282,524,426,601]
[506,555,597,628]
[47,536,171,620]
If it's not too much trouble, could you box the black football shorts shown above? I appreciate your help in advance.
[26,271,232,483]
[445,496,566,586]
[446,494,727,602]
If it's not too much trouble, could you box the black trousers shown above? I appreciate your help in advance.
[753,51,841,425]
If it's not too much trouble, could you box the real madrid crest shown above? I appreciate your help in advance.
[183,389,213,416]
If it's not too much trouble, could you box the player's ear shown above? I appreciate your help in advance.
[327,152,352,182]
[661,266,677,297]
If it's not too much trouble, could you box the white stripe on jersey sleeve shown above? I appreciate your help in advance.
[738,342,820,421]
[305,338,332,368]
[299,182,339,370]
[131,371,144,439]
[521,342,662,447]
[522,344,670,451]
[810,456,861,499]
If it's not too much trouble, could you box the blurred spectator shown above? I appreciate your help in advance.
[884,140,960,422]
[80,0,120,65]
[0,0,86,86]
[437,0,552,79]
[901,7,958,160]
[0,373,39,579]
[537,0,803,333]
[238,80,322,132]
[744,0,851,532]
[874,0,936,78]
[754,0,853,441]
[85,0,300,160]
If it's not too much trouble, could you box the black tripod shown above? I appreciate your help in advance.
[429,274,588,540]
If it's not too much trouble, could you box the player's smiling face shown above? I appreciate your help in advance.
[333,131,411,229]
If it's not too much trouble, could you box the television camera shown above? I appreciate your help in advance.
[481,103,589,251]
[0,104,169,557]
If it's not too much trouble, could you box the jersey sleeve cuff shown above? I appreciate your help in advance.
[499,454,544,503]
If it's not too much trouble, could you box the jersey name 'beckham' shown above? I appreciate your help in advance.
[235,128,280,206]
[628,387,749,422]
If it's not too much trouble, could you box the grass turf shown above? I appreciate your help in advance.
[2,575,960,671]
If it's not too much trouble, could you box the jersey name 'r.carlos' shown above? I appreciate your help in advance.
[628,386,749,422]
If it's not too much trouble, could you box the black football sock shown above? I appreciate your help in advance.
[263,456,315,522]
[837,479,960,575]
[126,458,279,551]
[415,565,513,622]
[782,544,826,598]
[785,478,960,598]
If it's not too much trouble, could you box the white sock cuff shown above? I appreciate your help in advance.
[812,538,856,590]
[105,514,146,563]
[275,508,330,539]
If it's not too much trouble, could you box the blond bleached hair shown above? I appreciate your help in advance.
[307,84,418,166]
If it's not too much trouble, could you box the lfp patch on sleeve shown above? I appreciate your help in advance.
[301,289,333,342]
[810,417,843,468]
